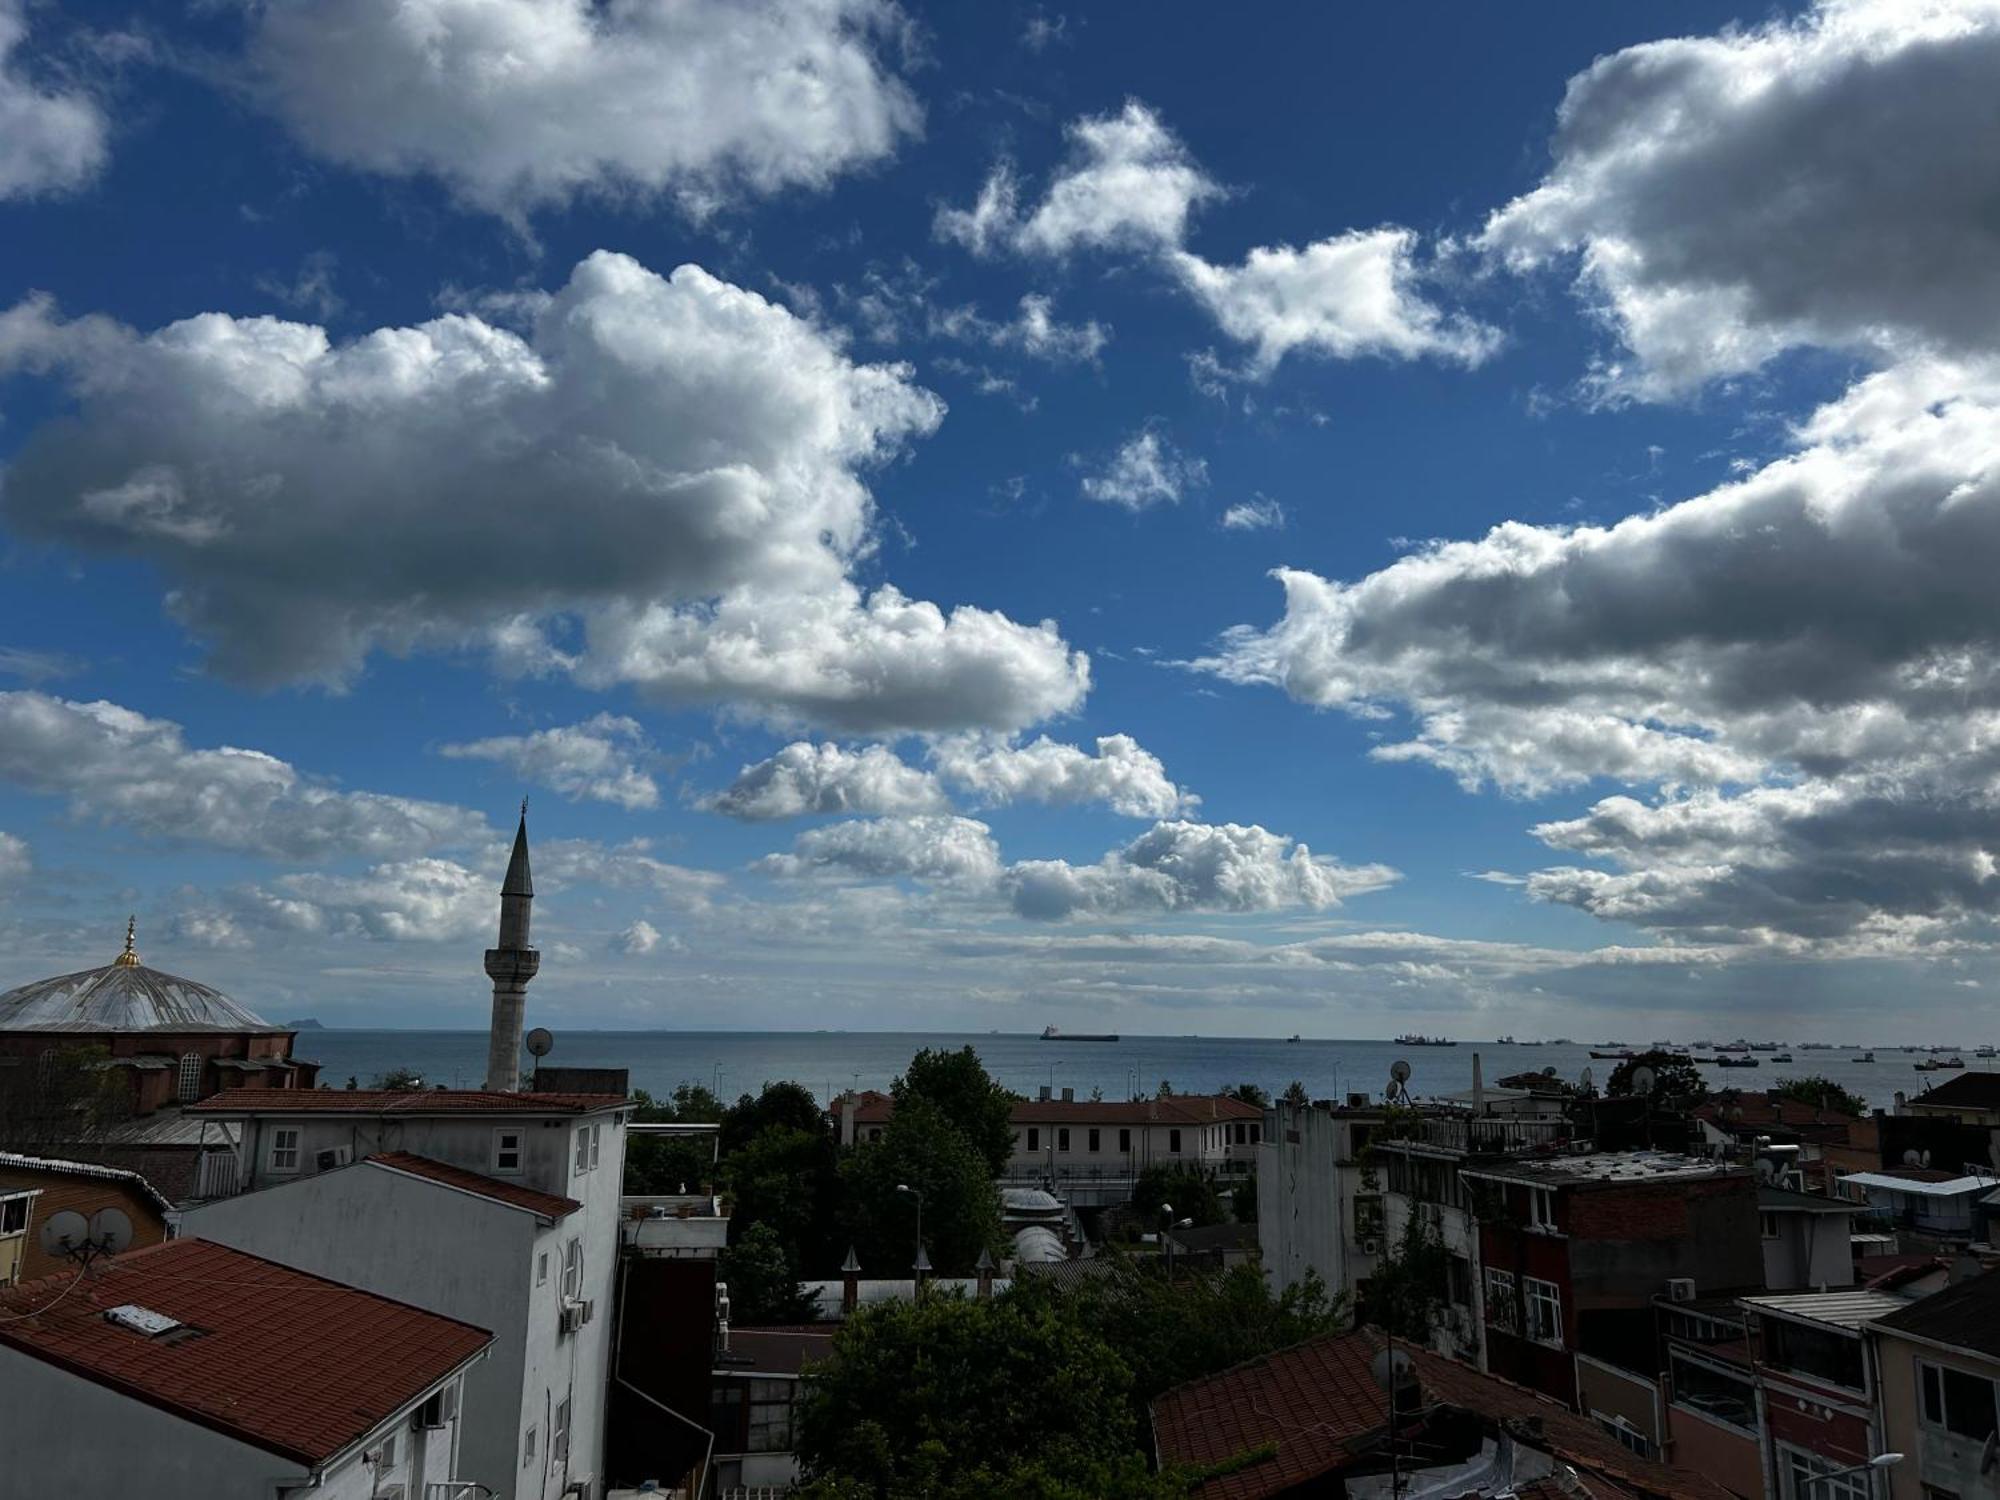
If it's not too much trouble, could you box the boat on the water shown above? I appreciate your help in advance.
[1395,1034,1457,1047]
[1041,1026,1118,1042]
[1851,1052,1875,1063]
[1286,1034,1301,1044]
[1714,1055,1760,1068]
[1770,1053,1793,1063]
[1916,1055,1966,1071]
[1978,1046,1997,1059]
[1589,1050,1635,1060]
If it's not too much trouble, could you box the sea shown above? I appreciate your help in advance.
[298,1030,1955,1112]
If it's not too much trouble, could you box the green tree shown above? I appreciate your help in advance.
[1230,1172,1257,1225]
[1281,1080,1309,1107]
[892,1046,1016,1176]
[1132,1164,1223,1229]
[795,1288,1173,1498]
[718,1222,818,1324]
[727,1123,842,1273]
[722,1079,829,1156]
[1364,1210,1452,1340]
[1606,1050,1708,1104]
[840,1096,1000,1275]
[624,1083,725,1194]
[1226,1082,1270,1108]
[1771,1075,1866,1115]
[372,1065,424,1089]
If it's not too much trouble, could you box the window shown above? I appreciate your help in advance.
[1234,1122,1246,1144]
[1058,1128,1070,1152]
[493,1128,524,1175]
[588,1122,603,1171]
[1670,1350,1757,1431]
[375,1432,398,1472]
[1920,1358,1999,1441]
[1525,1277,1563,1347]
[552,1396,571,1461]
[1760,1212,1780,1239]
[1354,1196,1384,1239]
[560,1238,583,1303]
[574,1125,591,1174]
[1446,1254,1473,1310]
[747,1378,797,1453]
[536,1252,549,1287]
[1088,1128,1100,1153]
[269,1127,301,1173]
[867,1126,882,1142]
[0,1196,28,1236]
[1592,1413,1654,1459]
[1780,1445,1870,1500]
[1118,1128,1131,1152]
[1764,1317,1865,1392]
[177,1051,203,1104]
[1169,1129,1183,1154]
[1484,1269,1518,1329]
[1527,1187,1556,1230]
[1251,1123,1261,1144]
[1027,1127,1040,1152]
[523,1425,537,1467]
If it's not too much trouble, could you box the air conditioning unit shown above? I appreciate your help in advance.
[1665,1277,1697,1303]
[1359,1238,1382,1258]
[578,1298,595,1328]
[316,1145,353,1170]
[411,1384,456,1430]
[559,1303,583,1336]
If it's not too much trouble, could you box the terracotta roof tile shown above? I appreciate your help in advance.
[367,1152,580,1220]
[190,1087,626,1116]
[0,1238,491,1467]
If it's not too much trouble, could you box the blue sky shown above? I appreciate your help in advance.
[1,0,1994,1039]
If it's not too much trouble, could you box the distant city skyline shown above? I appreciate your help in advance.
[2,1,1996,1037]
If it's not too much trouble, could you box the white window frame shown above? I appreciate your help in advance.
[588,1121,602,1171]
[1760,1211,1780,1239]
[1484,1268,1518,1329]
[269,1126,302,1174]
[0,1194,30,1237]
[1918,1357,2000,1442]
[560,1237,583,1303]
[1524,1276,1563,1348]
[492,1127,524,1175]
[536,1251,549,1287]
[574,1124,591,1175]
[1527,1186,1556,1231]
[375,1431,397,1473]
[1778,1443,1870,1500]
[552,1396,571,1462]
[523,1424,537,1468]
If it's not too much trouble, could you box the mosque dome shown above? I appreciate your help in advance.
[0,920,284,1034]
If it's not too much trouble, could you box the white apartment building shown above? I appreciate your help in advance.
[185,1087,630,1500]
[1258,1098,1388,1312]
[0,1237,490,1499]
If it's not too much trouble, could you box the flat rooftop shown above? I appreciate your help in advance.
[1465,1150,1739,1188]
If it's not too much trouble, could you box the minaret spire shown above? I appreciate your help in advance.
[483,804,541,1091]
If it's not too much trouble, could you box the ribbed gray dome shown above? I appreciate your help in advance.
[0,962,283,1034]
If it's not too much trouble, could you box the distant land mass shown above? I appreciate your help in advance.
[285,1018,326,1030]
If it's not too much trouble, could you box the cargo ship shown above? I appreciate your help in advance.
[1041,1025,1118,1042]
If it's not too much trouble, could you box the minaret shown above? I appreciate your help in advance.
[483,804,541,1091]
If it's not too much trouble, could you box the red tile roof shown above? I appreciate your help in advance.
[0,1238,491,1468]
[367,1152,580,1221]
[190,1087,627,1116]
[1149,1330,1733,1500]
[1693,1091,1865,1141]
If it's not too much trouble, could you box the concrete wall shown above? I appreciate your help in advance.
[1575,1353,1661,1449]
[1665,1403,1765,1499]
[1762,1211,1854,1291]
[1258,1101,1343,1302]
[0,1340,467,1499]
[1874,1327,2000,1500]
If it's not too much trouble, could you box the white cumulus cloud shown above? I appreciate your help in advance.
[440,714,661,810]
[932,733,1196,819]
[0,0,106,200]
[702,741,949,820]
[1079,428,1206,512]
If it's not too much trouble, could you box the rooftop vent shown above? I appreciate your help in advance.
[104,1304,181,1337]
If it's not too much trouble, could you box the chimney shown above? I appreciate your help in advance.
[482,805,540,1091]
[841,1247,861,1314]
[1061,1086,1074,1103]
[1471,1052,1486,1116]
[975,1247,996,1299]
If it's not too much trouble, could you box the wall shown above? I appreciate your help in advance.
[1762,1211,1855,1292]
[0,1166,167,1280]
[1873,1328,2000,1500]
[1575,1353,1662,1449]
[1257,1102,1343,1304]
[1665,1403,1765,1499]
[1568,1176,1762,1307]
[185,1164,535,1499]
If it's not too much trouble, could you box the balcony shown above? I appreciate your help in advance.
[622,1194,729,1255]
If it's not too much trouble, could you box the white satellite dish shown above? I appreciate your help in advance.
[90,1208,134,1255]
[1579,1066,1594,1091]
[1371,1346,1416,1392]
[1385,1078,1404,1102]
[1630,1066,1658,1095]
[1390,1059,1412,1084]
[524,1027,555,1058]
[38,1210,88,1259]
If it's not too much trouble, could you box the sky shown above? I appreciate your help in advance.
[0,0,1995,1041]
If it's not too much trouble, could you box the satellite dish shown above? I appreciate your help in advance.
[1630,1066,1658,1095]
[90,1208,134,1254]
[524,1028,555,1058]
[1371,1346,1416,1392]
[1580,1066,1595,1090]
[1390,1059,1412,1084]
[1754,1158,1779,1182]
[1903,1148,1924,1167]
[1385,1079,1404,1102]
[38,1210,88,1259]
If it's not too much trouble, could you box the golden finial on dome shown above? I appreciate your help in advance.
[114,915,141,968]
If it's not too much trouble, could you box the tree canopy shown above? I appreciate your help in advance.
[892,1046,1017,1176]
[840,1095,1001,1275]
[726,1122,841,1274]
[718,1221,818,1324]
[1606,1050,1708,1104]
[1131,1164,1224,1230]
[1226,1082,1270,1108]
[721,1079,828,1156]
[1770,1075,1866,1115]
[624,1082,726,1194]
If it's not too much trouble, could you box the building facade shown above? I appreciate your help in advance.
[0,1149,169,1283]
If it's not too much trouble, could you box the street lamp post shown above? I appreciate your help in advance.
[897,1182,926,1287]
[1160,1204,1192,1278]
[1801,1454,1902,1496]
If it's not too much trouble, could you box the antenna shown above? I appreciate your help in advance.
[38,1210,88,1259]
[90,1208,134,1255]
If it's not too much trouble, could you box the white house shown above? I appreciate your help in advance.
[0,1237,490,1499]
[186,1086,630,1500]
